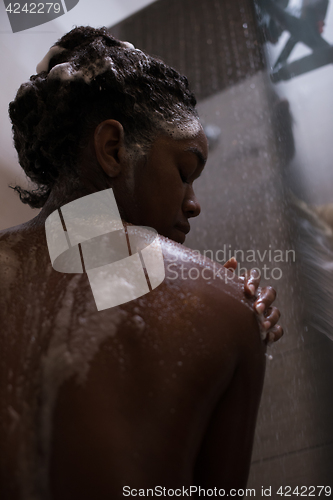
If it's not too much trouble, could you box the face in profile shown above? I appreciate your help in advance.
[126,127,208,244]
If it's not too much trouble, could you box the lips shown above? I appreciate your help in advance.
[175,223,190,235]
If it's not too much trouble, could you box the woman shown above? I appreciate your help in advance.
[0,26,282,499]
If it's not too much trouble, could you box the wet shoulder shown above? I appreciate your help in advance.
[159,235,254,312]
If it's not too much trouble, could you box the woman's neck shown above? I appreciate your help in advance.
[34,173,112,226]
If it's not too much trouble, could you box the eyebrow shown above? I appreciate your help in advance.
[184,147,207,167]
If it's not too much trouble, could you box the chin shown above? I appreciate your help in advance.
[158,227,187,244]
[174,230,186,244]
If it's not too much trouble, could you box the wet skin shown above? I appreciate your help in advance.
[0,123,282,499]
[122,131,206,244]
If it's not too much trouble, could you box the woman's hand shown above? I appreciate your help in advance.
[224,258,283,345]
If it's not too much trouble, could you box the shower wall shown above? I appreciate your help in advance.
[195,73,333,491]
[111,0,333,493]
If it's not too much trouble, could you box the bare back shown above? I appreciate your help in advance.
[0,222,265,499]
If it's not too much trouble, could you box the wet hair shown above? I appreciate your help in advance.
[9,26,198,208]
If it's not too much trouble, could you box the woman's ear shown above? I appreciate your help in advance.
[94,120,126,177]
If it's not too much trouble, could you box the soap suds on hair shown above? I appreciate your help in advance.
[10,26,199,209]
[48,57,118,83]
[36,45,66,74]
[120,40,135,50]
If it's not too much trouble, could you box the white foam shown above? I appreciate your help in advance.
[120,41,135,50]
[48,56,117,83]
[36,45,66,74]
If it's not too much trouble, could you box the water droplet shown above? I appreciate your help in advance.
[132,315,145,332]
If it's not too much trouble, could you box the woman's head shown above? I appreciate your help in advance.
[9,26,200,209]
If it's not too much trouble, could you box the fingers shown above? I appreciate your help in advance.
[240,272,283,346]
[259,306,280,331]
[244,269,261,297]
[254,287,283,345]
[254,286,276,314]
[223,257,238,271]
[265,325,284,345]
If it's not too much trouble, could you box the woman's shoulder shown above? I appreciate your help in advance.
[0,217,39,241]
[159,234,253,310]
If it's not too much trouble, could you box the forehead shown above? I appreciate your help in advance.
[186,127,208,159]
[174,127,208,164]
[156,125,208,163]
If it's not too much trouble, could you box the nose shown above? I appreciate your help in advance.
[183,186,201,218]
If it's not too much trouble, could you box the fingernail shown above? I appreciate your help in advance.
[260,330,268,341]
[267,331,275,346]
[263,320,271,330]
[256,303,265,314]
[251,269,260,278]
[248,284,255,296]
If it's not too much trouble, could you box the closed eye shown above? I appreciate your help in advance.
[179,171,190,184]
